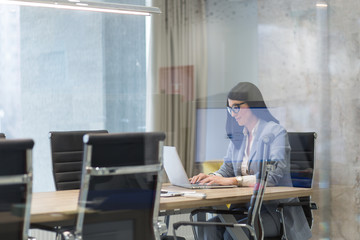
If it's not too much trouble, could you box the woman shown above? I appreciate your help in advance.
[190,82,311,240]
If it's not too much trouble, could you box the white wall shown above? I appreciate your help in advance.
[196,0,258,162]
[206,0,258,97]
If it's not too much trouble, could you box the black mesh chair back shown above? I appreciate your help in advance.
[0,139,34,240]
[288,132,317,228]
[262,132,317,240]
[49,130,108,190]
[288,132,316,189]
[0,133,5,138]
[72,132,166,240]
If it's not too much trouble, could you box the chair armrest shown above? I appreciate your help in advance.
[172,221,255,240]
[173,221,236,230]
[190,208,247,220]
[310,202,318,210]
[277,201,318,211]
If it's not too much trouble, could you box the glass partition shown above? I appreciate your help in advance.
[1,0,359,238]
[150,0,360,239]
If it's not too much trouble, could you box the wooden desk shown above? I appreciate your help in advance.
[160,184,312,211]
[30,184,312,224]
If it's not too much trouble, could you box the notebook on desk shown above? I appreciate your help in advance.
[163,146,236,189]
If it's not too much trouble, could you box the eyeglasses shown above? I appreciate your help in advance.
[227,102,247,114]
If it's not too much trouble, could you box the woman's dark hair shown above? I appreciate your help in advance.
[226,82,279,149]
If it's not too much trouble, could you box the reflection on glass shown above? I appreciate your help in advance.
[0,1,147,192]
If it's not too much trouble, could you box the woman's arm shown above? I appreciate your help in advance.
[214,142,237,177]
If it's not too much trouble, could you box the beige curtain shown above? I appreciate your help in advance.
[149,0,207,175]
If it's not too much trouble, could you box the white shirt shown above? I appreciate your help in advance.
[239,120,259,186]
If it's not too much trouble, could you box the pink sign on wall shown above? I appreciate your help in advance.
[159,65,194,101]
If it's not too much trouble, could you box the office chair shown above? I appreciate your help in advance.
[61,132,166,240]
[0,138,34,240]
[31,130,108,239]
[172,135,276,240]
[264,132,318,240]
[49,130,109,190]
[0,133,5,138]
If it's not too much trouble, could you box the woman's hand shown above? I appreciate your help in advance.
[189,173,209,184]
[190,173,237,186]
[199,175,237,186]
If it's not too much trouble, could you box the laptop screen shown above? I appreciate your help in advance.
[163,146,192,187]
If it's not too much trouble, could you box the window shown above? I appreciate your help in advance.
[0,1,147,191]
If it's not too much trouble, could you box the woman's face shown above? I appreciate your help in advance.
[228,99,255,127]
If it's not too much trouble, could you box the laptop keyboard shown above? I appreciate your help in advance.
[191,183,220,188]
[190,182,236,189]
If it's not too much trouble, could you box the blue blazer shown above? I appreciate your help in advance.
[216,119,312,240]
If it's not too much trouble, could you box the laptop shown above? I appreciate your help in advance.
[163,146,236,189]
